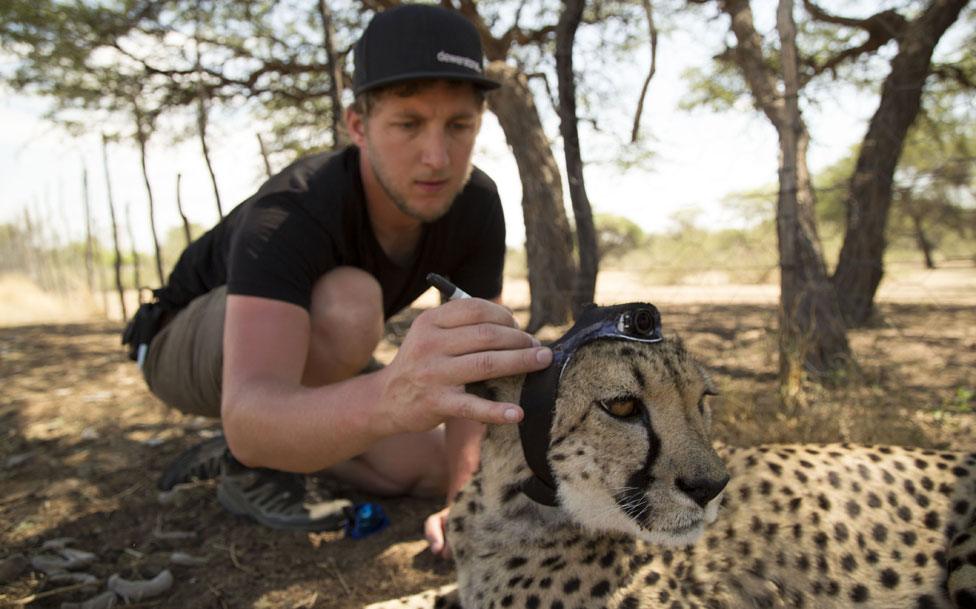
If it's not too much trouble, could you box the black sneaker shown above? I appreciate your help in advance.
[158,435,230,491]
[216,460,352,531]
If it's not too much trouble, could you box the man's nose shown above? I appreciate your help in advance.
[420,131,450,170]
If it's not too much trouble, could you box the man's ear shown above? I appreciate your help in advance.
[345,107,366,148]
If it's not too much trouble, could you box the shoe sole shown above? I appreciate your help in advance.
[216,480,351,532]
[157,435,229,491]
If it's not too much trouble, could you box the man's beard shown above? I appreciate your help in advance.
[367,142,474,224]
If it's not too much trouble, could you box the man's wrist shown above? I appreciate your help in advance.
[367,364,405,438]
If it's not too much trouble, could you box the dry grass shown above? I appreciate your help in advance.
[0,274,102,327]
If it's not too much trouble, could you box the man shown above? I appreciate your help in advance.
[126,4,552,557]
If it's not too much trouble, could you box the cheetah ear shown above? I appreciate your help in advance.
[466,375,524,406]
[669,333,685,351]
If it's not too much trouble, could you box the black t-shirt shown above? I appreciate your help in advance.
[155,146,505,319]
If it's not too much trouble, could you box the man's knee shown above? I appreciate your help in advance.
[327,430,448,498]
[307,267,384,370]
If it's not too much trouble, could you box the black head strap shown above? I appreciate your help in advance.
[518,303,664,506]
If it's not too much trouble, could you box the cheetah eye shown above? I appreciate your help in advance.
[598,397,641,419]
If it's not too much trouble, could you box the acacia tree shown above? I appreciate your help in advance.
[689,0,971,321]
[131,92,166,285]
[821,0,972,324]
[892,117,974,267]
[688,0,971,385]
[557,0,600,315]
[101,134,127,321]
[691,0,851,387]
[815,107,976,269]
[440,0,650,329]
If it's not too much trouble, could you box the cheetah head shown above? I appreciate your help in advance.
[528,337,729,546]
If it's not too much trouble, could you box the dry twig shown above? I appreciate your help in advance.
[228,543,256,575]
[318,558,352,596]
[13,580,100,605]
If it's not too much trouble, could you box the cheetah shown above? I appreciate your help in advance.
[368,304,976,609]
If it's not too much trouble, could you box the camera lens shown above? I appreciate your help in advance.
[633,309,654,335]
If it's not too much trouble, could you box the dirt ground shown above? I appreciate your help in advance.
[1,266,974,608]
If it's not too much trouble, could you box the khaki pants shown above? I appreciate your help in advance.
[143,286,227,418]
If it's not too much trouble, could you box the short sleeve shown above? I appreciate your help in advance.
[226,194,337,310]
[450,189,506,301]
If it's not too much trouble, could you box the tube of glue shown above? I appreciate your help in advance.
[426,273,471,300]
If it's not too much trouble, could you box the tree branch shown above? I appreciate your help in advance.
[930,61,975,88]
[696,0,784,127]
[802,0,908,76]
[526,72,559,117]
[630,0,658,143]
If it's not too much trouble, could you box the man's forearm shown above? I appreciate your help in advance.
[445,417,485,501]
[222,368,394,473]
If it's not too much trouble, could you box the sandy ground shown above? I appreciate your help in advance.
[1,265,974,608]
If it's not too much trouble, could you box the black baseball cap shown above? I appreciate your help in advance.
[353,4,500,95]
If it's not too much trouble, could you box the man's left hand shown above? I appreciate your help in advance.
[424,506,452,559]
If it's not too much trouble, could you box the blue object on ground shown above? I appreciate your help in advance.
[345,502,390,539]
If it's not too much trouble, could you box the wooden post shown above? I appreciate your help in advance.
[131,97,165,286]
[175,173,193,246]
[256,133,273,178]
[125,201,143,304]
[82,166,96,296]
[197,96,224,219]
[317,0,347,148]
[101,133,128,322]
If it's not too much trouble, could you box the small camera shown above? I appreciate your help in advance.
[618,307,658,338]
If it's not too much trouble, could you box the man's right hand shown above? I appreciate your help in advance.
[378,298,552,433]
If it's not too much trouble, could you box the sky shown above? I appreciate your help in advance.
[0,9,902,253]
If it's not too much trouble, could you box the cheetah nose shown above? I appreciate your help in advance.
[676,475,730,508]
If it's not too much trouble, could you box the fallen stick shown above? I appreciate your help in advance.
[60,590,118,609]
[318,558,352,596]
[107,569,174,602]
[13,580,100,605]
[227,543,255,575]
[152,515,196,540]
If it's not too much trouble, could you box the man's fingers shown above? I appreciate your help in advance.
[443,393,524,425]
[447,346,553,386]
[445,323,539,355]
[424,514,445,555]
[426,298,519,330]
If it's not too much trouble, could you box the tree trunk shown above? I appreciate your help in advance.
[831,0,968,325]
[318,0,347,149]
[101,134,128,322]
[125,201,143,303]
[196,96,224,219]
[486,61,576,332]
[21,208,45,288]
[910,212,937,269]
[131,100,165,286]
[776,0,850,392]
[556,0,599,316]
[631,0,658,144]
[81,166,95,296]
[717,0,850,390]
[256,133,274,178]
[175,173,193,247]
[192,20,224,220]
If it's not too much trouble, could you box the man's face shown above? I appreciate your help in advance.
[349,81,483,224]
